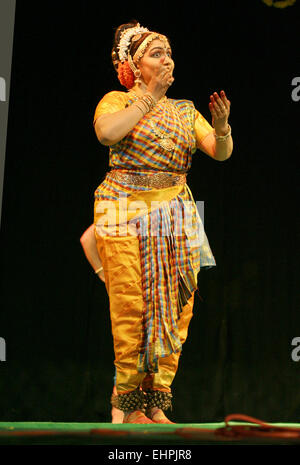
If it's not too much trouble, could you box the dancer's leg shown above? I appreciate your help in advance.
[111,385,124,424]
[142,292,195,423]
[80,224,105,281]
[97,233,153,423]
[111,369,124,424]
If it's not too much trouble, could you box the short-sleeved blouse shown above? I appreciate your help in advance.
[93,90,214,173]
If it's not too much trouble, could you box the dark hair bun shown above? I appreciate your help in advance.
[114,20,139,47]
[112,20,139,70]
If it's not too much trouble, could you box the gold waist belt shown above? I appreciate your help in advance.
[108,169,187,189]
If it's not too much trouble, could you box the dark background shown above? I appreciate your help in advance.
[0,0,299,422]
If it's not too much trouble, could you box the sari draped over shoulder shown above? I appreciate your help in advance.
[93,90,216,373]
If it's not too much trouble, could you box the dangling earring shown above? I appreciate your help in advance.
[127,53,142,87]
[134,69,142,86]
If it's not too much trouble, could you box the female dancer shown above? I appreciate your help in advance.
[87,20,232,424]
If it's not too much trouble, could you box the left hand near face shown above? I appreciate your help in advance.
[209,90,231,134]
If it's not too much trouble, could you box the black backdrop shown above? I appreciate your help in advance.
[0,0,299,423]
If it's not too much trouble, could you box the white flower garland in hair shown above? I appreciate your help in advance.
[117,23,149,63]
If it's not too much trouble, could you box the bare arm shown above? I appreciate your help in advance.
[197,90,233,161]
[80,224,105,282]
[94,104,145,146]
[198,131,233,161]
[206,90,232,161]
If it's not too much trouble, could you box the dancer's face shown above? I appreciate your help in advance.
[137,38,174,85]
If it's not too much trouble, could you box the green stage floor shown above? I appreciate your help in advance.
[1,421,300,445]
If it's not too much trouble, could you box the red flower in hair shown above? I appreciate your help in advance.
[117,61,135,89]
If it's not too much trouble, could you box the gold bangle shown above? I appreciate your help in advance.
[95,266,103,274]
[132,93,156,117]
[214,124,231,141]
[132,101,147,116]
[144,92,157,106]
[138,98,151,112]
[142,93,156,110]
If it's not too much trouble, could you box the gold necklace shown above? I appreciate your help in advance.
[149,99,176,152]
[128,90,176,152]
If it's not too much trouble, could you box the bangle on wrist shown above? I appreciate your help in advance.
[214,124,231,141]
[131,91,157,118]
[139,97,151,113]
[95,266,103,274]
[133,101,147,116]
[143,92,157,108]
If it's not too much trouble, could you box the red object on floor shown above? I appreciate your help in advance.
[216,414,300,439]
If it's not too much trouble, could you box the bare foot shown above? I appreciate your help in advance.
[111,406,124,424]
[123,410,155,424]
[147,407,175,424]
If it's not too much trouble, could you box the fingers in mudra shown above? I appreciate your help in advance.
[209,90,230,118]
